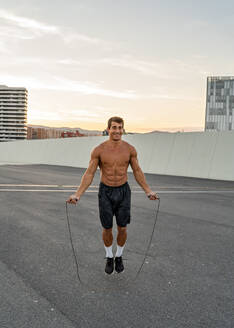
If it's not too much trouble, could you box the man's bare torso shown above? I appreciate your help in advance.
[97,140,133,186]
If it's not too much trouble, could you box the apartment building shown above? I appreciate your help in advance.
[205,76,234,131]
[0,85,28,141]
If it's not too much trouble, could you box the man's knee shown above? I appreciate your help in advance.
[103,227,113,235]
[117,226,127,233]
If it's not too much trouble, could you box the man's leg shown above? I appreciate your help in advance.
[103,228,113,247]
[102,228,114,274]
[114,182,131,273]
[117,226,127,246]
[115,226,127,273]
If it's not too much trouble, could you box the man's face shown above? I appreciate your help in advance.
[108,121,124,141]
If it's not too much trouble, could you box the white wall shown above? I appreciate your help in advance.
[0,131,234,181]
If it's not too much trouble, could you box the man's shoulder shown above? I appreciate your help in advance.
[91,143,103,157]
[122,141,136,152]
[97,140,108,149]
[92,141,107,153]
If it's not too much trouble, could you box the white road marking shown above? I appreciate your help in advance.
[0,189,86,192]
[0,184,233,191]
[0,183,233,189]
[0,184,82,187]
[0,189,234,194]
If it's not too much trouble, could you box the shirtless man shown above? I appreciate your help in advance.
[67,117,159,274]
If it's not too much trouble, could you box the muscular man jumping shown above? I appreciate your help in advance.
[67,117,159,274]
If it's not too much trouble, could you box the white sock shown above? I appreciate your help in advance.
[104,245,113,258]
[115,244,125,257]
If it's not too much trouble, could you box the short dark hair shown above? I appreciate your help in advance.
[107,116,124,129]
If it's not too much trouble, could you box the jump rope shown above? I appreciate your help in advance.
[65,196,161,291]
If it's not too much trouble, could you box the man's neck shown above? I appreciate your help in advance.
[108,139,122,147]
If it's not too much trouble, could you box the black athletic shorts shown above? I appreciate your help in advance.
[98,182,131,229]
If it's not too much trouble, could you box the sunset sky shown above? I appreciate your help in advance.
[0,0,234,132]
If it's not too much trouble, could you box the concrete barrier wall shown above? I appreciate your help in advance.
[0,131,234,181]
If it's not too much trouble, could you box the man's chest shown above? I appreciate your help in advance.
[100,150,130,166]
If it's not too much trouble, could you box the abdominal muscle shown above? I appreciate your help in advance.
[100,164,129,186]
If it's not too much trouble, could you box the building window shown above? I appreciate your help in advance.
[216,81,224,88]
[206,122,216,129]
[209,108,226,115]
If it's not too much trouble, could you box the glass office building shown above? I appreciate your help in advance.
[0,85,28,141]
[205,76,234,131]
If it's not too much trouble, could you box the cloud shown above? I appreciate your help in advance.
[0,25,36,41]
[29,107,113,123]
[45,77,194,100]
[51,77,139,99]
[54,56,174,78]
[51,55,200,80]
[1,73,196,101]
[0,8,112,48]
[62,31,109,46]
[58,109,101,121]
[0,39,11,54]
[0,74,138,99]
[0,9,58,34]
[98,56,171,78]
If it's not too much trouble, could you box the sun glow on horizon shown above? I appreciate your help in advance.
[27,118,204,133]
[1,2,233,133]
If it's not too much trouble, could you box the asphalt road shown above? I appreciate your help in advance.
[0,164,234,328]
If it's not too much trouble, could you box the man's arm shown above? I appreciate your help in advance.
[67,147,99,204]
[130,146,159,200]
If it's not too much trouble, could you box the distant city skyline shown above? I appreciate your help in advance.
[0,0,234,132]
[28,123,203,134]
